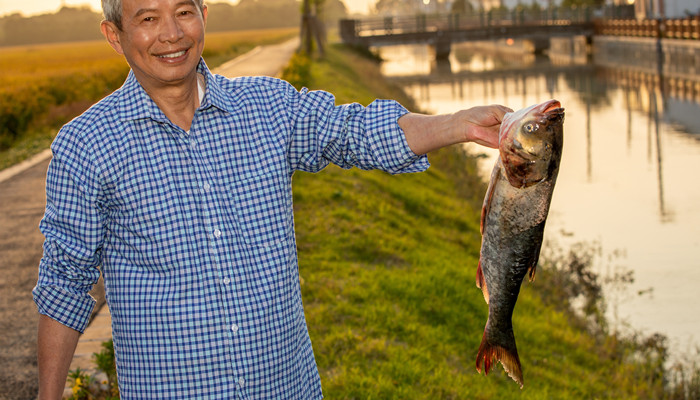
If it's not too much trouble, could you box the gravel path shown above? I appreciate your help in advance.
[0,156,106,400]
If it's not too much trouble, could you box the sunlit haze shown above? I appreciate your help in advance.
[0,0,376,17]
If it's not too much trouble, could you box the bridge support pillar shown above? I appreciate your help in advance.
[431,38,452,60]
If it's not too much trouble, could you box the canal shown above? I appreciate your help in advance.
[378,41,700,362]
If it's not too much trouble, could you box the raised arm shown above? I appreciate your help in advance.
[398,105,512,155]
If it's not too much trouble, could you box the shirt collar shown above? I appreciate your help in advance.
[116,59,235,123]
[197,60,237,114]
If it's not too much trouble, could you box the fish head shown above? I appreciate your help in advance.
[499,99,564,188]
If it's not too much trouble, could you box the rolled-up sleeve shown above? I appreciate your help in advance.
[285,86,429,175]
[33,127,105,333]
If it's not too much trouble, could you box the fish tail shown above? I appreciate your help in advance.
[475,260,489,304]
[475,324,524,388]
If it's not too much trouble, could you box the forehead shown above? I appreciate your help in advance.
[121,0,199,14]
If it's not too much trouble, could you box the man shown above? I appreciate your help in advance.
[34,0,511,398]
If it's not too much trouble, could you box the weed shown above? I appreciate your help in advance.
[66,368,93,400]
[281,51,312,89]
[65,340,119,400]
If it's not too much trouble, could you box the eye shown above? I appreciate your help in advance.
[523,123,538,133]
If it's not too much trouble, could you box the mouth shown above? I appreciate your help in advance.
[543,100,561,113]
[542,100,564,121]
[540,100,564,124]
[155,49,189,60]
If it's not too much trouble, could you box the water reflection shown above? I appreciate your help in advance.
[379,43,700,359]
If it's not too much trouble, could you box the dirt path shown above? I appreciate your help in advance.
[0,159,46,400]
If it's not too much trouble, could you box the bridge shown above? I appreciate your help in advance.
[340,9,597,59]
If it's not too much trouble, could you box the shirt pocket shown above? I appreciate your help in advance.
[115,183,186,272]
[229,171,291,247]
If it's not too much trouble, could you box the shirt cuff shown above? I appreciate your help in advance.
[385,102,430,174]
[33,282,96,333]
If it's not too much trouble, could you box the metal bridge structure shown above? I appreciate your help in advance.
[340,9,597,59]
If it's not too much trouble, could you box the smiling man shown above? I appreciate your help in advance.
[33,0,510,399]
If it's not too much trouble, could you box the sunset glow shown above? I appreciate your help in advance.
[0,0,376,18]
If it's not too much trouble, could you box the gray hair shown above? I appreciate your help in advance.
[102,0,206,30]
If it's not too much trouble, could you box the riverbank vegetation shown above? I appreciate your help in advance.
[281,44,699,398]
[0,27,297,171]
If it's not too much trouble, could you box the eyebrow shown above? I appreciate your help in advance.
[133,8,157,18]
[132,1,198,18]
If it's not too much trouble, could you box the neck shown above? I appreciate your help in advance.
[140,72,201,131]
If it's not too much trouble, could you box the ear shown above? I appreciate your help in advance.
[101,20,124,55]
[201,5,208,27]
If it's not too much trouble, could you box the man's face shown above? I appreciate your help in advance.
[103,0,207,90]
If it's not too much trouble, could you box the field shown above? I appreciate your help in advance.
[0,27,298,170]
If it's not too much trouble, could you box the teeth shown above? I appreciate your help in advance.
[159,50,186,58]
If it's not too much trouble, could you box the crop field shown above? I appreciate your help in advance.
[0,27,298,170]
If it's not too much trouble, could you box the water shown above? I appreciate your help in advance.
[378,43,700,361]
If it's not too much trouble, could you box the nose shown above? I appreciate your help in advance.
[159,15,184,43]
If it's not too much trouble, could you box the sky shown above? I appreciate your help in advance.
[0,0,376,18]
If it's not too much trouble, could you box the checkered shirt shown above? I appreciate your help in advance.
[33,59,429,399]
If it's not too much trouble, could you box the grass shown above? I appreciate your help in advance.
[286,44,673,398]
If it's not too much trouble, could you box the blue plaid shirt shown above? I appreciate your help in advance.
[34,60,428,399]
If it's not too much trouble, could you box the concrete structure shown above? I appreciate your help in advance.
[636,0,700,19]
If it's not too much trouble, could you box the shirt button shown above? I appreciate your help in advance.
[222,277,231,285]
[214,229,222,238]
[231,324,239,334]
[203,183,211,191]
[238,377,245,387]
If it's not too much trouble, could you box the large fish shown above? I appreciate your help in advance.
[474,99,565,388]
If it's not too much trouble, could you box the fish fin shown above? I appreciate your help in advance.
[475,325,524,388]
[475,260,489,304]
[528,247,542,283]
[480,164,501,235]
[528,264,537,282]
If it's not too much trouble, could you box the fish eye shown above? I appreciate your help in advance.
[523,123,538,134]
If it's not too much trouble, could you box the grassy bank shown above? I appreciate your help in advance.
[0,28,297,171]
[283,45,676,398]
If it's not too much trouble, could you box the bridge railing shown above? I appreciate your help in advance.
[341,8,597,39]
[595,17,700,40]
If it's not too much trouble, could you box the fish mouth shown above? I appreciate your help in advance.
[541,100,564,122]
[542,100,561,113]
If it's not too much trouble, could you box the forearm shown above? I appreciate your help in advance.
[37,314,81,400]
[399,105,511,155]
[399,113,464,155]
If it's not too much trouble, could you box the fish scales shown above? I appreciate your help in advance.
[474,99,565,388]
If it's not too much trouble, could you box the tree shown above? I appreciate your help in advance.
[301,0,326,55]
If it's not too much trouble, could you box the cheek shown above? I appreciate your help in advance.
[515,132,547,155]
[124,29,156,53]
[186,24,206,43]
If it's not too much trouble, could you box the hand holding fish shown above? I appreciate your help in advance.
[453,104,514,149]
[399,104,512,155]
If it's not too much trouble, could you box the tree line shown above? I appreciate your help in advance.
[0,0,347,47]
